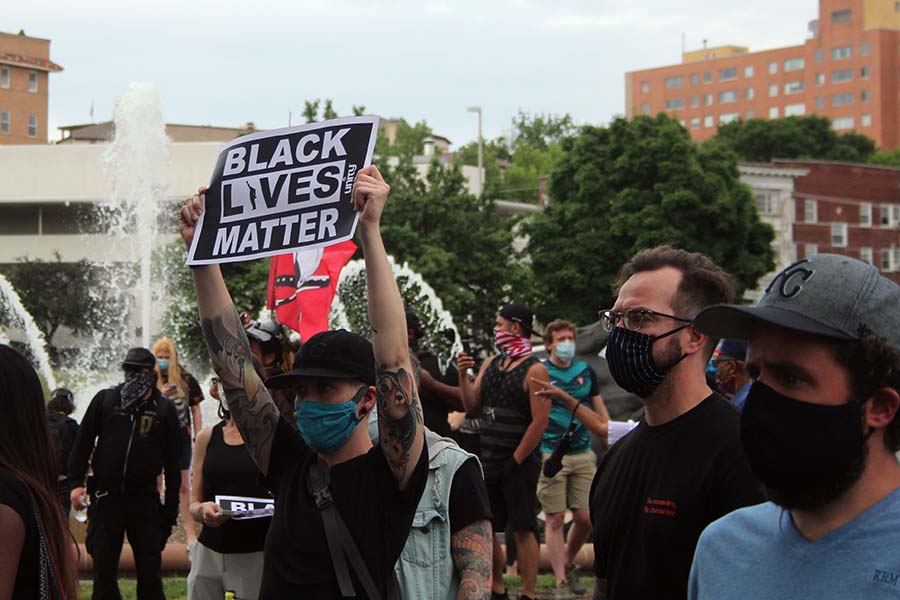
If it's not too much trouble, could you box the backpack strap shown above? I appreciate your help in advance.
[307,460,383,600]
[17,476,63,600]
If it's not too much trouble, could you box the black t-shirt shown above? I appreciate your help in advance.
[590,393,764,600]
[0,469,39,600]
[259,417,429,599]
[448,457,492,533]
[417,349,452,439]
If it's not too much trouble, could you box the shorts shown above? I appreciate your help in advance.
[486,456,540,534]
[188,542,264,600]
[537,450,596,514]
[179,433,193,471]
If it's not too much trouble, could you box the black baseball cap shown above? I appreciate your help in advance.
[266,329,376,389]
[499,303,535,335]
[122,347,155,369]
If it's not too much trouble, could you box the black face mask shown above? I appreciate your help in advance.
[606,325,688,399]
[740,381,871,511]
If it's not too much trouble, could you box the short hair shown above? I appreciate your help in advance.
[47,389,75,415]
[543,320,577,346]
[830,329,900,453]
[615,245,736,317]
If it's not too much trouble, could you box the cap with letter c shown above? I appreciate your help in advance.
[694,254,900,350]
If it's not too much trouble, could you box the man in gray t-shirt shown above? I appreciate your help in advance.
[689,254,900,599]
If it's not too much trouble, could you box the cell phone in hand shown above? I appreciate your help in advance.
[462,340,472,355]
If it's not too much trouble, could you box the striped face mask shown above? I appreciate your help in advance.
[605,325,687,398]
[494,329,533,359]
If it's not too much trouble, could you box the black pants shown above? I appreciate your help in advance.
[85,491,166,600]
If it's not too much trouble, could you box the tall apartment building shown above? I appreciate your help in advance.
[0,30,63,144]
[625,0,900,148]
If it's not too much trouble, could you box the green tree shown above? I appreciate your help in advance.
[302,98,320,123]
[869,148,900,167]
[710,116,876,162]
[525,114,775,324]
[511,111,576,152]
[322,99,338,120]
[374,118,433,160]
[352,105,366,117]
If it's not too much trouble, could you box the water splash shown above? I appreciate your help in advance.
[0,274,58,389]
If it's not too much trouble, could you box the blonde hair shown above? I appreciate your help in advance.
[153,337,186,395]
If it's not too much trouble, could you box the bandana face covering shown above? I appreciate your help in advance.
[121,370,157,411]
[495,329,533,359]
[605,325,687,399]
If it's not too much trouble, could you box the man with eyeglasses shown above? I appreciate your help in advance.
[588,246,763,600]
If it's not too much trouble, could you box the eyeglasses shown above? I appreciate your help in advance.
[599,308,692,333]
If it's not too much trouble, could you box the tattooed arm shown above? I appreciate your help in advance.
[180,190,280,475]
[451,519,492,600]
[354,165,424,489]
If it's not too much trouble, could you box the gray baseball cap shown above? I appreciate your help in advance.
[694,254,900,349]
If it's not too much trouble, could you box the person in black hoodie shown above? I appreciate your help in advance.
[46,388,79,514]
[68,347,182,600]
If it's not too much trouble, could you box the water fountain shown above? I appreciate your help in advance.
[0,274,58,389]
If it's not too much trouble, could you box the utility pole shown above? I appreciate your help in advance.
[467,106,483,197]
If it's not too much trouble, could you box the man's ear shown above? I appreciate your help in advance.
[866,387,900,431]
[682,326,708,356]
[358,385,378,417]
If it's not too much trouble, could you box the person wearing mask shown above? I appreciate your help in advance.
[246,320,298,430]
[69,347,182,600]
[689,255,900,599]
[46,387,80,514]
[187,371,272,600]
[712,339,751,410]
[153,337,205,549]
[0,345,79,599]
[589,246,764,600]
[530,320,608,600]
[180,165,427,599]
[457,304,551,600]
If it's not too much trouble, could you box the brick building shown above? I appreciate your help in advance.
[0,30,63,144]
[742,160,900,287]
[626,0,900,148]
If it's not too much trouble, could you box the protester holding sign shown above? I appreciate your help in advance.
[179,162,427,599]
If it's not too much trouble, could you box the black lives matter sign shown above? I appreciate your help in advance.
[187,116,379,265]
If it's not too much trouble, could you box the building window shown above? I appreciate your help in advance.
[785,103,806,116]
[745,110,755,118]
[768,61,778,74]
[860,42,870,56]
[745,87,754,100]
[690,95,700,108]
[784,58,805,71]
[832,92,854,106]
[0,67,8,89]
[719,112,740,124]
[719,67,738,81]
[815,96,825,108]
[691,117,700,129]
[832,116,855,129]
[861,66,870,79]
[0,111,9,135]
[769,106,780,118]
[744,65,754,78]
[881,204,900,226]
[27,115,37,138]
[665,76,684,89]
[705,93,713,106]
[831,223,848,247]
[832,9,852,24]
[805,243,819,258]
[861,114,872,127]
[704,71,712,84]
[665,98,685,110]
[690,73,700,86]
[815,73,825,86]
[28,71,38,93]
[860,247,873,264]
[678,119,686,128]
[882,249,893,271]
[831,46,852,60]
[641,81,650,93]
[815,49,824,62]
[641,103,650,115]
[769,84,780,98]
[804,199,818,223]
[755,191,781,215]
[719,90,739,103]
[784,80,805,94]
[704,115,714,128]
[860,203,872,226]
[832,68,854,83]
[861,89,870,102]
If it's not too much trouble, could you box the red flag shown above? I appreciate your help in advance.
[267,241,357,342]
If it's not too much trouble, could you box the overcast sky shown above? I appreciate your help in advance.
[10,0,818,148]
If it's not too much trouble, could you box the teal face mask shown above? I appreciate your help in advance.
[157,359,170,371]
[294,387,367,455]
[555,340,576,362]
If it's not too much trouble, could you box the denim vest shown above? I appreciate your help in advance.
[395,431,478,600]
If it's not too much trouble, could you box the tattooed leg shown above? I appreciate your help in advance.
[452,519,493,600]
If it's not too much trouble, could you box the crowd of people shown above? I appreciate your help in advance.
[0,165,899,600]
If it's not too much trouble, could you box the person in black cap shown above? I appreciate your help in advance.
[179,164,429,600]
[457,303,550,600]
[689,254,900,600]
[68,347,182,600]
[246,320,299,429]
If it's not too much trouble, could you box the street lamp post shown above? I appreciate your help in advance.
[467,106,483,197]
